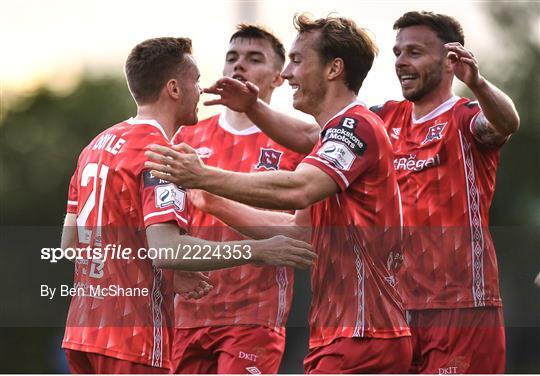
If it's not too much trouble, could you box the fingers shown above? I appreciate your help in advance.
[445,43,475,59]
[145,151,175,167]
[149,144,180,158]
[172,143,196,154]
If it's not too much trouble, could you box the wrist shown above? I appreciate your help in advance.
[247,240,263,262]
[245,98,264,119]
[469,75,487,93]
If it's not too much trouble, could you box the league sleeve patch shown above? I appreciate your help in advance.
[316,141,356,171]
[155,183,186,211]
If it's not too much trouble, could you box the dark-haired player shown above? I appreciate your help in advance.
[193,11,520,375]
[170,25,305,374]
[147,14,412,374]
[370,11,518,374]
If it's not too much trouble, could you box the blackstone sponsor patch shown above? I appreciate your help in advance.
[321,118,367,156]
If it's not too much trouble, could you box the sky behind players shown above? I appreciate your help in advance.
[2,0,500,120]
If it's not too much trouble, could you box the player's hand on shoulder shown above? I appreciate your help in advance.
[252,235,316,269]
[174,271,213,300]
[203,76,259,113]
[145,143,206,188]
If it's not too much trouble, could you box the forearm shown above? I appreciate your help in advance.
[201,167,311,210]
[246,99,319,154]
[205,196,309,242]
[471,77,520,135]
[61,213,77,262]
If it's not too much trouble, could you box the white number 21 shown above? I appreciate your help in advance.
[76,163,109,245]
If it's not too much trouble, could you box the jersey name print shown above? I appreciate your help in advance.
[63,119,188,369]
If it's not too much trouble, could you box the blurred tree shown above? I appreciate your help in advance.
[0,77,135,225]
[480,1,540,225]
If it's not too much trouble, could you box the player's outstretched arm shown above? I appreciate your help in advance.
[189,189,311,242]
[204,77,319,154]
[146,144,338,210]
[446,42,520,146]
[147,223,316,271]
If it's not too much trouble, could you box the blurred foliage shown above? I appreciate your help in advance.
[478,1,540,225]
[0,77,135,225]
[0,4,538,226]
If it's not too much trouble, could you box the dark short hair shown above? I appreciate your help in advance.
[293,13,378,94]
[393,11,465,45]
[230,24,286,69]
[125,37,192,105]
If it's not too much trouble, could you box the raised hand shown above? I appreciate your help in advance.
[173,270,213,300]
[445,42,484,89]
[252,235,317,269]
[145,143,206,188]
[203,77,259,112]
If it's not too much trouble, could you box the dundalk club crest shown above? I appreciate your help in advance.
[256,148,282,170]
[422,123,447,144]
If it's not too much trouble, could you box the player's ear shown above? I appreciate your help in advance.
[327,58,345,81]
[166,79,182,100]
[271,71,284,88]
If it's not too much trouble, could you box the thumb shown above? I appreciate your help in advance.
[245,81,259,94]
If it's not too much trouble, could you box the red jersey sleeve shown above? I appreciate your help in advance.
[455,99,509,150]
[140,169,189,231]
[66,169,79,214]
[302,113,378,191]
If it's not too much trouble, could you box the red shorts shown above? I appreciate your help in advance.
[65,349,168,374]
[171,325,285,374]
[407,307,505,374]
[303,336,412,374]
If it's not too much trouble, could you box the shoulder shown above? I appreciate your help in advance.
[369,100,404,119]
[453,98,481,120]
[175,115,219,144]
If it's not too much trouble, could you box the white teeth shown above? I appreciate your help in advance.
[401,75,416,81]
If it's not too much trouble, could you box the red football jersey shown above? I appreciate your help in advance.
[63,118,189,369]
[172,114,305,332]
[302,101,410,349]
[375,96,503,309]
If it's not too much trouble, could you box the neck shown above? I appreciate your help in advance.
[313,87,358,127]
[411,84,453,120]
[136,104,179,140]
[223,109,255,132]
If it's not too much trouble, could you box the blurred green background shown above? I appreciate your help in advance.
[0,2,538,373]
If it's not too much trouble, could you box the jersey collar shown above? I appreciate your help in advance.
[322,99,365,130]
[218,111,261,136]
[126,117,170,142]
[411,95,460,124]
